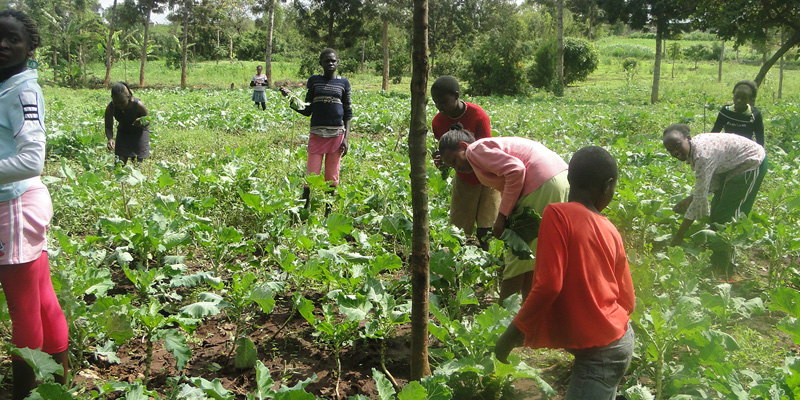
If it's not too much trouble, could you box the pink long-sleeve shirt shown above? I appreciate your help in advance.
[465,137,568,216]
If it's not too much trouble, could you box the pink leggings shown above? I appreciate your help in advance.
[0,252,68,355]
[306,151,342,186]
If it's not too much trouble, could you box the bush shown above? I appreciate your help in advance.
[462,25,527,96]
[529,37,599,90]
[431,54,465,79]
[622,57,638,83]
[684,43,713,68]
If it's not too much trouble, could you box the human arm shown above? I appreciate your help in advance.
[341,119,351,156]
[0,90,46,185]
[494,322,524,364]
[340,80,352,156]
[615,242,635,315]
[754,110,764,146]
[670,217,694,246]
[493,213,507,239]
[466,142,526,217]
[672,195,693,214]
[133,101,150,128]
[104,103,115,151]
[710,111,726,133]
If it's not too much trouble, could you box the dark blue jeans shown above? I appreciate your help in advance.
[564,322,634,400]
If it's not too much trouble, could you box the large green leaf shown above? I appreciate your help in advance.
[372,368,396,400]
[234,337,258,369]
[397,381,427,400]
[253,361,277,399]
[249,286,276,314]
[162,329,192,370]
[26,383,73,400]
[12,348,62,381]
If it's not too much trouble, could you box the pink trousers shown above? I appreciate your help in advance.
[0,251,68,355]
[306,151,342,186]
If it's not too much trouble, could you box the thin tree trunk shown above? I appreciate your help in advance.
[181,6,189,89]
[409,0,431,381]
[651,23,663,104]
[556,0,564,88]
[382,18,389,91]
[103,0,118,86]
[328,11,335,48]
[52,49,58,82]
[79,42,86,86]
[754,30,800,87]
[66,39,72,85]
[778,30,785,99]
[140,8,151,87]
[265,0,275,86]
[360,40,365,71]
[230,35,234,63]
[717,40,724,82]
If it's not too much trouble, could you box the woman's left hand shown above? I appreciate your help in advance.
[340,136,349,156]
[493,214,507,239]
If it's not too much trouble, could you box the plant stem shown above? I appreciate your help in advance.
[267,300,296,341]
[144,331,154,385]
[380,339,400,391]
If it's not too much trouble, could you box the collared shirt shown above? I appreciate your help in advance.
[685,133,765,221]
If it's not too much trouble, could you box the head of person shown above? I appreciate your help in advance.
[662,123,692,162]
[0,10,40,81]
[256,65,263,74]
[732,80,758,111]
[430,75,461,117]
[319,48,338,75]
[568,146,619,212]
[111,82,133,110]
[438,123,476,173]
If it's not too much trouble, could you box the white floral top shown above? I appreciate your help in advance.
[685,133,765,220]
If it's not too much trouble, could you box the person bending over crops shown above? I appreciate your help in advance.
[105,81,151,164]
[430,76,500,250]
[710,80,764,147]
[495,146,635,400]
[250,65,268,110]
[438,127,569,302]
[663,124,767,274]
[0,10,70,399]
[279,48,352,213]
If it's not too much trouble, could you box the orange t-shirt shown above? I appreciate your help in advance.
[513,202,635,350]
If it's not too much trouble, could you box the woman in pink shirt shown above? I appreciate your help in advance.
[439,124,569,301]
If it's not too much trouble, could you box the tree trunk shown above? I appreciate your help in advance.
[556,0,564,88]
[181,6,189,89]
[778,30,785,100]
[587,5,595,40]
[717,40,724,82]
[754,29,800,87]
[140,7,151,87]
[66,38,72,85]
[360,40,365,71]
[230,35,234,63]
[382,18,389,91]
[650,23,663,104]
[79,41,86,86]
[328,11,335,48]
[265,0,275,86]
[52,49,58,82]
[409,0,431,381]
[103,0,118,86]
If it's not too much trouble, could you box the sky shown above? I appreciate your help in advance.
[98,0,171,24]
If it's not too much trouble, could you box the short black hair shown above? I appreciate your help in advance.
[663,123,690,139]
[438,122,476,153]
[320,48,338,59]
[568,146,618,191]
[733,80,758,98]
[0,10,40,51]
[431,75,459,95]
[111,82,132,98]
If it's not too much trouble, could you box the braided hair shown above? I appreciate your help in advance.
[438,122,476,153]
[0,10,40,51]
[111,82,133,99]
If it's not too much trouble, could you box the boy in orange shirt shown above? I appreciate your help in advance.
[495,146,635,399]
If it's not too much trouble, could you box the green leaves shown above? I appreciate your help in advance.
[12,348,62,382]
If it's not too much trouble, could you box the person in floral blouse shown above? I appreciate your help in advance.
[662,124,767,273]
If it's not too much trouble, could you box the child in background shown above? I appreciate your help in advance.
[430,76,500,250]
[105,82,151,164]
[0,10,70,399]
[711,80,764,146]
[495,146,635,400]
[438,128,569,302]
[250,65,268,110]
[280,48,352,212]
[663,124,766,247]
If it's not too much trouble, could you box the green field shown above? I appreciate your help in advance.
[7,37,800,399]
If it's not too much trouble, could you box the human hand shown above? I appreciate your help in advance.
[672,196,692,214]
[493,214,507,239]
[340,136,349,156]
[107,139,115,151]
[495,324,524,364]
[279,86,290,97]
[432,150,442,168]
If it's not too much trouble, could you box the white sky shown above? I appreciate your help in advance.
[98,0,171,24]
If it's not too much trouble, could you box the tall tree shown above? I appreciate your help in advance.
[409,0,431,381]
[252,0,286,86]
[616,0,695,103]
[556,0,563,90]
[293,0,366,48]
[103,0,119,85]
[138,0,165,86]
[695,0,800,87]
[368,0,410,91]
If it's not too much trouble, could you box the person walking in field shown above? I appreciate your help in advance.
[438,127,569,302]
[711,80,764,147]
[0,10,70,399]
[105,82,151,164]
[280,48,352,213]
[250,65,268,111]
[663,124,767,274]
[430,76,501,250]
[494,146,635,400]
